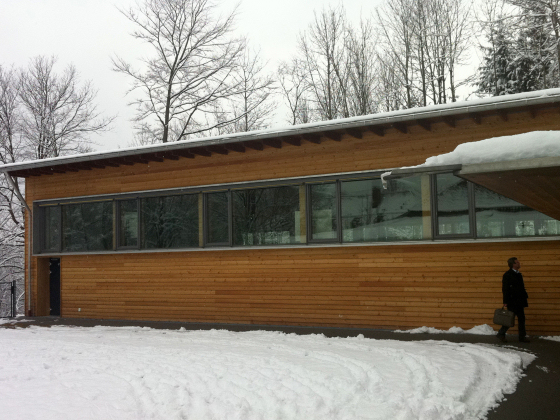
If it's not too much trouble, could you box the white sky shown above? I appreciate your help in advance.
[0,0,384,151]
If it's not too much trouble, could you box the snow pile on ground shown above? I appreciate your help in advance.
[0,317,30,325]
[0,326,534,420]
[421,131,560,167]
[541,335,560,342]
[395,324,497,335]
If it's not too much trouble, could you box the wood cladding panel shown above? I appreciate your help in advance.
[50,241,560,334]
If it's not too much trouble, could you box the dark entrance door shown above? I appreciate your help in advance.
[49,258,61,316]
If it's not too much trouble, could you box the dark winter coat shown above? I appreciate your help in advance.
[502,269,528,308]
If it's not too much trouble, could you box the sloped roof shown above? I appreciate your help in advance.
[2,88,560,178]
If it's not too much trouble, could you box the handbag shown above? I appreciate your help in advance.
[493,307,515,327]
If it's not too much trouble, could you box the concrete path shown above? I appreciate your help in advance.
[2,317,559,420]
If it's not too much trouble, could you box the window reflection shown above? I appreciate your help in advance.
[206,192,229,244]
[341,177,425,242]
[44,206,61,251]
[474,184,560,237]
[141,195,198,248]
[62,201,113,252]
[435,173,470,235]
[232,185,302,246]
[118,200,138,248]
[309,183,338,240]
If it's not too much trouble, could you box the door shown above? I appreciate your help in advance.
[49,258,61,316]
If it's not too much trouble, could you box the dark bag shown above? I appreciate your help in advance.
[493,308,515,327]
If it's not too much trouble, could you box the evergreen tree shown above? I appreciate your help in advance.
[476,23,518,95]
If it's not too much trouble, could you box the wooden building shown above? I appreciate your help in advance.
[2,89,560,335]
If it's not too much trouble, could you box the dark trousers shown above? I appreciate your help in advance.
[498,306,526,338]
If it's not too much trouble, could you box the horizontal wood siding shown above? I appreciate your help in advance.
[23,109,560,333]
[55,241,560,334]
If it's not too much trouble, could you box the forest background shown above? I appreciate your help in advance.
[1,0,559,315]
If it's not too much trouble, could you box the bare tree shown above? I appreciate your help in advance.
[0,66,25,316]
[298,6,350,120]
[277,59,312,125]
[221,49,276,133]
[376,0,418,109]
[113,0,245,143]
[376,0,473,108]
[345,17,380,115]
[19,56,112,159]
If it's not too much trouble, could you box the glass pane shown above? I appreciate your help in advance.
[232,185,302,246]
[118,200,138,247]
[44,206,61,251]
[141,194,199,248]
[310,183,337,240]
[341,177,425,242]
[207,192,229,244]
[475,184,560,237]
[436,173,470,235]
[62,201,113,252]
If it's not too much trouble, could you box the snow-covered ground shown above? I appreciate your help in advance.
[0,325,535,420]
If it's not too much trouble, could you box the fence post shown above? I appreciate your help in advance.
[11,281,16,318]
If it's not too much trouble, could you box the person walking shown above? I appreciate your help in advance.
[497,257,530,343]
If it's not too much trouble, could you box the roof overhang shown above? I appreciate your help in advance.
[385,157,560,221]
[2,88,560,178]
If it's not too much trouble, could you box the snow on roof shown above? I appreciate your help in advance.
[422,131,560,167]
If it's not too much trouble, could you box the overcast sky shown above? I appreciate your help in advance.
[1,0,387,151]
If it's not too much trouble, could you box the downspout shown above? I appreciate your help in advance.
[3,173,32,316]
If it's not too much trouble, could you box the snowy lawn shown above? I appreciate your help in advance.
[0,326,534,420]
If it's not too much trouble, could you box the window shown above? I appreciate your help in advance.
[341,177,427,242]
[474,184,560,237]
[309,182,338,241]
[62,201,113,252]
[34,170,560,254]
[205,191,230,245]
[141,194,199,249]
[43,205,61,251]
[118,199,139,248]
[434,173,472,237]
[232,185,303,246]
